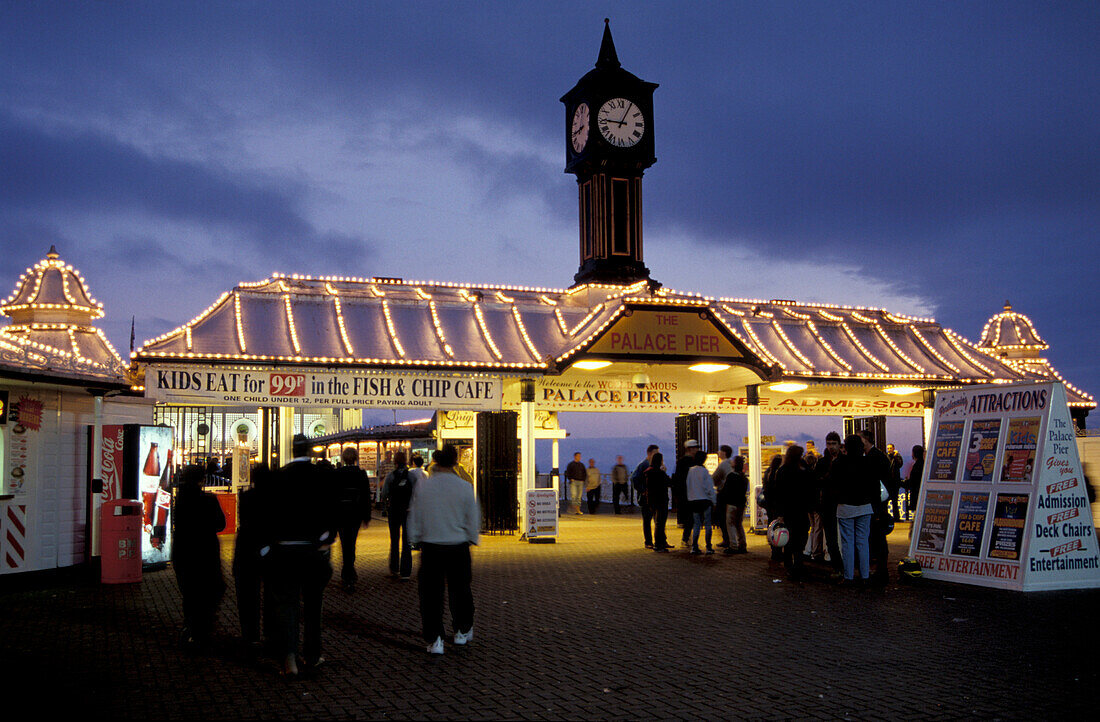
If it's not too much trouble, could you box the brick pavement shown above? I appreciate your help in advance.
[2,512,1098,720]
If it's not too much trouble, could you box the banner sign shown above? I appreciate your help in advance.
[910,382,1100,591]
[145,364,503,411]
[503,376,924,417]
[587,309,743,359]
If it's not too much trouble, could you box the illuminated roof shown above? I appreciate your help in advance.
[0,247,128,384]
[978,301,1049,354]
[131,273,1095,409]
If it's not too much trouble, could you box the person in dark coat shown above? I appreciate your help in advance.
[771,445,814,582]
[172,464,227,649]
[381,450,416,580]
[631,444,660,549]
[671,439,700,547]
[334,446,370,591]
[906,445,925,522]
[762,454,784,561]
[645,453,672,552]
[815,431,844,574]
[262,435,338,676]
[832,435,879,584]
[232,463,271,651]
[860,429,892,585]
[720,455,749,554]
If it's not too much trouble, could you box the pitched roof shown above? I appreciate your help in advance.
[132,273,1093,408]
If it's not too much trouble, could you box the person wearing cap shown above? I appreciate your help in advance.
[671,439,700,547]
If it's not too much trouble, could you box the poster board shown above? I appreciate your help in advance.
[909,382,1100,591]
[525,489,558,541]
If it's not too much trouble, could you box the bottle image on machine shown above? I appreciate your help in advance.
[142,442,161,477]
[149,448,173,550]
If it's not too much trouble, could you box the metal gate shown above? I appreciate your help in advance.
[844,415,887,452]
[674,412,719,457]
[475,411,518,535]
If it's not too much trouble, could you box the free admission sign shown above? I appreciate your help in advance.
[910,382,1100,591]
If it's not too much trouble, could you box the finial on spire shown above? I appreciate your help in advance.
[596,18,620,69]
[47,245,59,259]
[1004,300,1012,311]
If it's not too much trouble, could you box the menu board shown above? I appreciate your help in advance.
[916,490,954,553]
[999,417,1039,482]
[964,419,1001,482]
[950,492,990,557]
[930,421,964,481]
[988,494,1029,560]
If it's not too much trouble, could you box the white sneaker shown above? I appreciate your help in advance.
[453,627,474,645]
[427,637,444,655]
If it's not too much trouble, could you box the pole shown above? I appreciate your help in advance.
[746,384,762,532]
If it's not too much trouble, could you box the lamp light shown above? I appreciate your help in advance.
[769,382,809,393]
[883,385,921,395]
[573,360,611,370]
[688,363,730,373]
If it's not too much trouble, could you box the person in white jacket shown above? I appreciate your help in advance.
[685,450,717,554]
[407,444,480,655]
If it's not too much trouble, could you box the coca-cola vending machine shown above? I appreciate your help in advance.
[124,424,175,566]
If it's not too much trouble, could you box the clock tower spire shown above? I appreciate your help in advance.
[561,20,658,287]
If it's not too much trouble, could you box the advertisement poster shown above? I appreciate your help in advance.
[964,419,1002,482]
[950,492,990,557]
[525,489,559,539]
[999,417,1040,482]
[917,490,954,553]
[5,395,43,498]
[137,426,175,565]
[930,421,964,481]
[989,494,1029,561]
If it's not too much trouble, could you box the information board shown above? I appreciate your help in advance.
[909,382,1100,591]
[525,489,559,540]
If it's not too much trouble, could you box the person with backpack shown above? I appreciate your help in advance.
[381,451,416,580]
[334,447,370,592]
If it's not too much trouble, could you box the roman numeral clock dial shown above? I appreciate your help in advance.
[597,97,645,148]
[571,102,590,153]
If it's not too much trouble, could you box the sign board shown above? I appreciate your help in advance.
[909,382,1100,591]
[505,375,924,417]
[587,309,743,359]
[146,364,503,411]
[525,489,559,540]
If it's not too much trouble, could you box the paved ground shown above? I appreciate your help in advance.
[2,510,1098,720]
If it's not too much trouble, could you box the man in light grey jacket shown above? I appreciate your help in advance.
[408,443,480,655]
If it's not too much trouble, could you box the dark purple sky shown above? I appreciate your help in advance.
[3,2,1097,427]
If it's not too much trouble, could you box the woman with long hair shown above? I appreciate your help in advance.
[831,435,878,585]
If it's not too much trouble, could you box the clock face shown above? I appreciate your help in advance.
[597,97,645,148]
[571,103,589,153]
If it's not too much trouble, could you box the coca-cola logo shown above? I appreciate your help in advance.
[100,427,125,501]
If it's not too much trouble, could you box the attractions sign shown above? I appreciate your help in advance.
[145,364,503,411]
[909,382,1100,591]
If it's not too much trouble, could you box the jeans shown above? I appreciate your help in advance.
[268,546,332,662]
[388,507,412,578]
[725,505,746,550]
[652,494,669,549]
[639,496,654,546]
[838,513,872,581]
[612,483,629,513]
[586,487,600,514]
[690,500,713,549]
[418,543,474,643]
[338,519,361,585]
[569,480,585,511]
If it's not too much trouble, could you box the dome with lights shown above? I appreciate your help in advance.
[0,247,128,383]
[978,301,1049,358]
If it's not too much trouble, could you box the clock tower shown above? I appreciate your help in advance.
[561,20,658,287]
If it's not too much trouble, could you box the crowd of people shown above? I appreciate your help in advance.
[171,436,480,675]
[619,432,924,587]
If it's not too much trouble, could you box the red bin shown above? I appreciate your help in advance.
[101,499,143,584]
